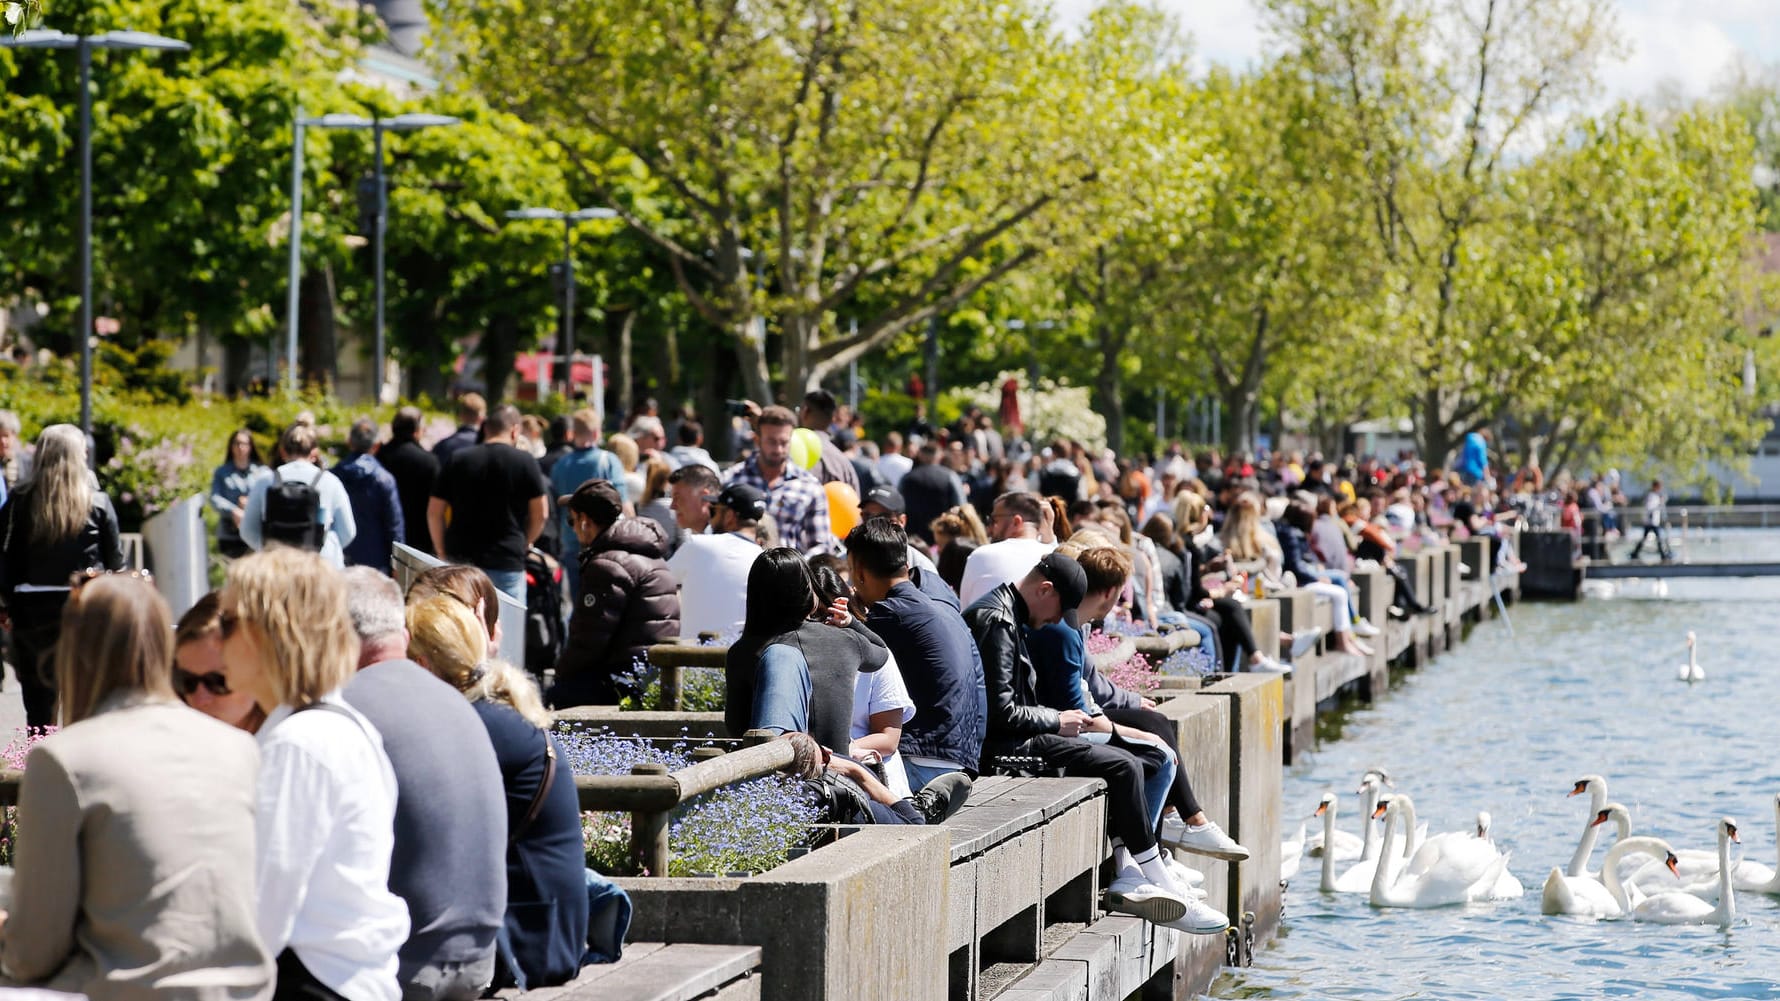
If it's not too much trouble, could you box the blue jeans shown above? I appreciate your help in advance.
[584,869,631,966]
[485,568,526,606]
[751,644,812,736]
[903,759,966,793]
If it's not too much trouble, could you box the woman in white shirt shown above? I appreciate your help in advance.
[850,652,916,798]
[218,549,409,1001]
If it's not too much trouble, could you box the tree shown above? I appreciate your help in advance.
[431,0,1122,402]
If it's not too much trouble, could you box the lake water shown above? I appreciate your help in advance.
[1213,529,1780,1000]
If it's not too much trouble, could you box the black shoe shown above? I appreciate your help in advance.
[913,772,973,825]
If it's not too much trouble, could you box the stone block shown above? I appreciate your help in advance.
[1247,598,1280,662]
[552,706,729,740]
[1048,927,1119,999]
[1009,959,1088,1001]
[975,828,1044,958]
[1149,693,1231,990]
[1199,673,1284,945]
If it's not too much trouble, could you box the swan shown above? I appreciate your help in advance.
[1565,774,1611,877]
[1627,796,1779,897]
[1614,820,1737,926]
[1369,795,1508,908]
[1475,812,1525,898]
[1733,793,1780,895]
[1541,805,1634,917]
[1280,821,1307,882]
[1379,795,1500,885]
[1306,774,1384,862]
[1551,835,1675,918]
[1677,631,1703,683]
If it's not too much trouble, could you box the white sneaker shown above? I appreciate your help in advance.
[1161,817,1251,861]
[1351,618,1381,638]
[1287,628,1322,658]
[1248,655,1291,676]
[1158,895,1229,935]
[1104,873,1188,924]
[1164,855,1208,898]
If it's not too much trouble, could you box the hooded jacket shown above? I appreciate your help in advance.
[555,518,680,701]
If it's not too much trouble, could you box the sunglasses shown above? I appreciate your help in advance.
[173,668,231,698]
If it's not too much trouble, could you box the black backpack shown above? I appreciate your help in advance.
[524,547,566,680]
[262,468,329,551]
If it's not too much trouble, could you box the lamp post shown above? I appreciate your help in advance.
[504,207,617,396]
[287,111,459,402]
[2,29,190,434]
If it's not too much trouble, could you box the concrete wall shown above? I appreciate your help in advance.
[1199,674,1283,947]
[1151,692,1232,995]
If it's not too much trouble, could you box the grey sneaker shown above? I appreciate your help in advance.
[913,772,972,825]
[1161,816,1251,861]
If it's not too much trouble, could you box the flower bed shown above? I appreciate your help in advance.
[0,727,56,866]
[558,731,818,877]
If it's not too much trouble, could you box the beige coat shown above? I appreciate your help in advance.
[0,692,272,1001]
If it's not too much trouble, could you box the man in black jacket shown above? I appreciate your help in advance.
[963,552,1226,935]
[378,407,440,556]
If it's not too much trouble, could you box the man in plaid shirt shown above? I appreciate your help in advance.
[725,405,835,555]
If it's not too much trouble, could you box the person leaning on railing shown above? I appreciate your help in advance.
[0,571,272,999]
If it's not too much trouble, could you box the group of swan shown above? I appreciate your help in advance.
[1309,769,1521,908]
[1539,774,1776,925]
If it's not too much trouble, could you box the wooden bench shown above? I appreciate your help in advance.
[494,943,761,1001]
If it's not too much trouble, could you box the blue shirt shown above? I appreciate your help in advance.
[1458,432,1488,481]
[864,581,986,771]
[1026,622,1091,713]
[550,446,627,550]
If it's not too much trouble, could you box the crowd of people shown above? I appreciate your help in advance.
[0,394,1561,996]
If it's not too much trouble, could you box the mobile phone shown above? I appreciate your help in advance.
[725,399,752,417]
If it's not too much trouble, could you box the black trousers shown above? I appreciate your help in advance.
[1103,705,1204,819]
[274,949,348,1001]
[1013,733,1164,854]
[9,615,61,731]
[1202,597,1260,671]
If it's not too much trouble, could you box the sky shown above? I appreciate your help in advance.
[1052,0,1780,104]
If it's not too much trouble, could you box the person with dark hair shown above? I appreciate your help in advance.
[211,428,268,559]
[240,422,358,569]
[896,442,967,546]
[1276,500,1370,657]
[937,538,978,595]
[958,491,1055,606]
[724,548,887,754]
[724,406,834,555]
[667,464,721,536]
[847,518,986,795]
[859,485,956,609]
[669,419,719,473]
[550,408,628,602]
[669,482,767,638]
[433,393,487,466]
[335,417,406,574]
[797,390,860,491]
[380,407,441,557]
[429,405,548,604]
[550,480,679,708]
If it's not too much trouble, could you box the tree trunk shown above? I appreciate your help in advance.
[1220,383,1260,455]
[1094,343,1125,455]
[482,312,519,406]
[1417,386,1455,469]
[782,312,816,397]
[616,309,636,420]
[299,267,337,393]
[223,338,253,396]
[733,316,774,404]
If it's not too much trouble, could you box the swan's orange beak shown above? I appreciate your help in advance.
[1569,780,1588,797]
[1373,801,1390,820]
[1728,824,1740,843]
[1590,809,1611,827]
[1665,853,1681,878]
[1314,802,1328,817]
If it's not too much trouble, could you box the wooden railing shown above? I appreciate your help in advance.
[644,641,728,711]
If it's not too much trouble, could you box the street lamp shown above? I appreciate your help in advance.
[504,206,617,396]
[2,28,190,435]
[287,111,459,401]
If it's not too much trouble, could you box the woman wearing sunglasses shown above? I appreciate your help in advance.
[218,549,408,1001]
[173,592,266,733]
[0,571,272,998]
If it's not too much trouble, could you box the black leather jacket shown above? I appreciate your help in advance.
[961,582,1060,750]
[0,489,126,613]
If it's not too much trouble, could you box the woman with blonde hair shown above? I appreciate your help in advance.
[218,549,408,1001]
[405,596,597,989]
[173,591,267,733]
[604,433,644,502]
[928,504,989,550]
[0,423,126,730]
[637,456,679,551]
[2,572,272,999]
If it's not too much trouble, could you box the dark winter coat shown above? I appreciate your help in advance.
[551,518,680,707]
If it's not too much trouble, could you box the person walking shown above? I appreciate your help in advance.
[548,408,628,602]
[432,394,486,467]
[0,424,127,730]
[335,418,406,574]
[217,549,410,1001]
[896,443,968,546]
[1,572,273,1000]
[1629,479,1674,562]
[429,406,549,604]
[797,390,860,491]
[550,480,680,707]
[210,429,269,559]
[239,423,357,569]
[724,406,834,555]
[378,407,441,558]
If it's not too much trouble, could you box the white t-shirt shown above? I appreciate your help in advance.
[878,453,913,486]
[667,532,762,639]
[851,654,917,799]
[958,538,1057,608]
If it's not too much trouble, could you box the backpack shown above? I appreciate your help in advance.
[262,468,329,551]
[524,547,566,680]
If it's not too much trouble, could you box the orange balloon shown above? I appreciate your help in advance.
[826,481,862,540]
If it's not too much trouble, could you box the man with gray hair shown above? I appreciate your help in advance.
[340,566,509,1001]
[335,416,406,573]
[0,410,28,509]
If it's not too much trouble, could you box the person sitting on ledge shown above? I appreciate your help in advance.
[777,731,969,827]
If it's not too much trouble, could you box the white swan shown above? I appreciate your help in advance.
[1565,774,1611,877]
[1734,794,1780,895]
[1280,821,1307,882]
[1307,774,1384,862]
[1551,835,1674,919]
[1628,796,1779,897]
[1475,812,1525,898]
[1369,795,1508,908]
[1615,820,1737,926]
[1677,631,1703,683]
[1541,805,1633,917]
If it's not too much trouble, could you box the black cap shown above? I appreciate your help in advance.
[1034,552,1088,611]
[861,485,905,515]
[712,482,768,522]
[566,479,624,529]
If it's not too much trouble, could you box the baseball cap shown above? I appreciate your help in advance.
[1034,552,1088,612]
[711,482,768,522]
[861,485,905,515]
[566,479,623,529]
